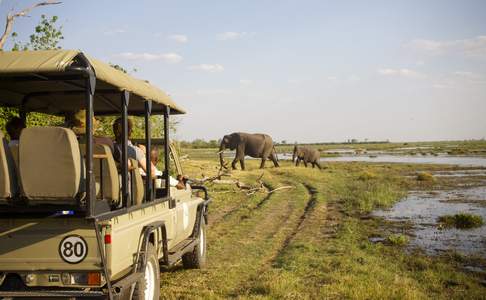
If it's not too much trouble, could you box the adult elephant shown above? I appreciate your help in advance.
[292,145,322,169]
[219,132,279,170]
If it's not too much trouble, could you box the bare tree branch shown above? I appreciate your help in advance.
[0,1,62,50]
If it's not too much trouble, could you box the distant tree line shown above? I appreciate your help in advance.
[179,139,220,149]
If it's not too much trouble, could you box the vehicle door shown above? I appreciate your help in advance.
[169,144,199,244]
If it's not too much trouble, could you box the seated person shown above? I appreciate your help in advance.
[65,110,114,151]
[139,145,185,189]
[5,117,25,147]
[112,117,156,178]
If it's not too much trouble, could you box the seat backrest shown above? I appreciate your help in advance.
[80,143,120,205]
[20,127,81,203]
[129,158,144,206]
[0,132,17,201]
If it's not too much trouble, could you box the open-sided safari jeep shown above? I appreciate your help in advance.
[0,50,210,299]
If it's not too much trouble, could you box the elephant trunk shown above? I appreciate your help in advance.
[219,143,226,169]
[292,146,297,163]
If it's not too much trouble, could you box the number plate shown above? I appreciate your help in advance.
[59,235,88,264]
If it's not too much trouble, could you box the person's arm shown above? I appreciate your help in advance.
[135,147,157,178]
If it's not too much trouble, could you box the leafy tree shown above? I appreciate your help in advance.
[1,13,63,135]
[11,15,63,51]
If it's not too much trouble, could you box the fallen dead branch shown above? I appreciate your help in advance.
[194,171,294,196]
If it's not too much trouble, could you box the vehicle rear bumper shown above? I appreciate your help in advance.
[0,290,106,298]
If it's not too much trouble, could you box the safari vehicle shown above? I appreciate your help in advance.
[0,50,210,299]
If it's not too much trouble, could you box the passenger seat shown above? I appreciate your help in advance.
[80,144,120,206]
[19,127,82,205]
[0,132,18,203]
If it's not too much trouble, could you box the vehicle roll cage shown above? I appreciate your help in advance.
[0,53,173,220]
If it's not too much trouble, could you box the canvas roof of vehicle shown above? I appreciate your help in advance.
[0,50,185,115]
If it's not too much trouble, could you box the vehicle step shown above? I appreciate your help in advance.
[162,238,198,266]
[168,238,196,255]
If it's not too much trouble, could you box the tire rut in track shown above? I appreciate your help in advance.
[271,183,318,262]
[230,183,319,296]
[213,183,274,225]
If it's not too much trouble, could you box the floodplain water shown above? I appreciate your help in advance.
[320,154,486,167]
[373,187,486,256]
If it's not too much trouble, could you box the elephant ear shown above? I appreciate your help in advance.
[229,133,242,150]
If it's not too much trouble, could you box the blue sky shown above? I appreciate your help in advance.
[2,0,486,142]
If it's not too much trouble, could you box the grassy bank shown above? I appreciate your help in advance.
[160,159,486,299]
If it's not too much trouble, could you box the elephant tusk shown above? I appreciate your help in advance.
[216,150,224,154]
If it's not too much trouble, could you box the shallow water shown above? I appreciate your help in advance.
[320,155,486,167]
[373,187,486,255]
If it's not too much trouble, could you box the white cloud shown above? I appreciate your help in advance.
[410,35,486,58]
[168,34,188,43]
[216,31,253,41]
[378,68,423,78]
[104,29,126,35]
[432,83,449,89]
[453,71,486,84]
[239,79,253,85]
[115,52,183,64]
[188,64,224,72]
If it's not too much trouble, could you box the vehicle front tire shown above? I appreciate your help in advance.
[182,218,207,269]
[133,244,160,300]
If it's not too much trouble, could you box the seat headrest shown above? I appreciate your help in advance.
[20,127,81,202]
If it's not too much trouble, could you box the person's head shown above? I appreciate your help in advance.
[65,110,98,135]
[6,117,25,140]
[150,147,159,165]
[113,117,133,141]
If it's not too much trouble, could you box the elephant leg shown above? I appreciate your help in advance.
[231,158,238,170]
[304,161,308,168]
[269,153,279,167]
[312,162,316,168]
[316,161,322,169]
[260,157,267,169]
[296,159,300,166]
[240,158,245,170]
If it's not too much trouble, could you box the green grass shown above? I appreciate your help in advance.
[388,234,410,246]
[438,213,484,229]
[158,158,486,299]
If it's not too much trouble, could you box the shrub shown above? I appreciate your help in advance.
[417,172,434,182]
[438,213,484,229]
[358,171,377,181]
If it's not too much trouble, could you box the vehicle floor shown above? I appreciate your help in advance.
[159,159,486,299]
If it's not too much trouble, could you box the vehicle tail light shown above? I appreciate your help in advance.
[61,272,103,286]
[104,234,111,244]
[87,272,101,285]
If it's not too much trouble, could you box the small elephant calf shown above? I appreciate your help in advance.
[292,145,322,169]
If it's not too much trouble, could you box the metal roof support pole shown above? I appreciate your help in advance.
[85,70,96,217]
[121,91,130,208]
[144,100,153,202]
[164,106,170,199]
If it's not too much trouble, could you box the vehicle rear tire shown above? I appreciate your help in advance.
[182,218,207,269]
[133,244,160,300]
